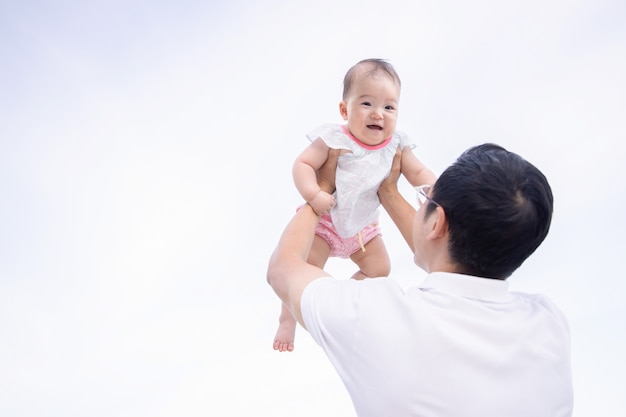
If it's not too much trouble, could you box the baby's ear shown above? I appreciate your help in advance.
[339,101,348,120]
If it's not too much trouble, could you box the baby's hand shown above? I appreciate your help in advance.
[309,191,335,216]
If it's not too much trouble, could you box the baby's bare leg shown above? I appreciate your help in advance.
[274,302,296,352]
[273,235,330,352]
[349,235,391,280]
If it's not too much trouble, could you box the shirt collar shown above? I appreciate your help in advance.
[419,272,513,303]
[341,125,393,150]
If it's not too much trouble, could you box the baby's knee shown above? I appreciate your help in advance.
[370,259,391,277]
[350,236,390,278]
[357,256,390,278]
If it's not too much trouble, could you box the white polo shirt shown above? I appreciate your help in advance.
[301,272,573,417]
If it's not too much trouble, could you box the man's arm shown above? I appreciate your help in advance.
[378,147,417,253]
[266,149,339,328]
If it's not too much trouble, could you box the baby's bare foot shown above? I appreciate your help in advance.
[273,320,296,352]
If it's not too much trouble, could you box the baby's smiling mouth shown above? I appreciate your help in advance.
[367,125,383,130]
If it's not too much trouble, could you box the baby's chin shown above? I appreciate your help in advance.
[358,130,388,146]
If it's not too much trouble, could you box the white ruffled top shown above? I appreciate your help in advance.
[306,123,415,238]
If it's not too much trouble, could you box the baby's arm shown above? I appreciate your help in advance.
[293,138,336,215]
[400,147,438,187]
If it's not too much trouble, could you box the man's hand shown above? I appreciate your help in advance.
[378,146,402,200]
[317,148,340,194]
[309,190,335,216]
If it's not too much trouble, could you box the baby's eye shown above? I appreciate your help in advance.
[361,101,372,107]
[385,105,396,111]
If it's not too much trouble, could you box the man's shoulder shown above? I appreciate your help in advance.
[511,290,570,324]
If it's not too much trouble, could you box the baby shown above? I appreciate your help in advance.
[274,58,437,352]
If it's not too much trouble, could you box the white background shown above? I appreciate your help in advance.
[1,0,624,415]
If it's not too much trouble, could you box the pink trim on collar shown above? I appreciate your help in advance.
[342,125,392,150]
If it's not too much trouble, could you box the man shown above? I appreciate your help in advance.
[267,144,573,416]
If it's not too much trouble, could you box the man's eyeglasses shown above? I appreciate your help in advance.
[415,185,441,208]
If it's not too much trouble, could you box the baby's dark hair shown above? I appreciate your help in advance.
[342,58,401,100]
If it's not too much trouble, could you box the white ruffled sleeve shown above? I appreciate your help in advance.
[306,123,354,150]
[395,130,416,150]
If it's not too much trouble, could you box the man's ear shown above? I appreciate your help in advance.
[339,101,348,120]
[427,206,448,240]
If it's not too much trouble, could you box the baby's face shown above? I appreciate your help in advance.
[339,69,400,147]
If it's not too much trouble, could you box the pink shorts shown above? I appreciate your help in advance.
[315,213,382,258]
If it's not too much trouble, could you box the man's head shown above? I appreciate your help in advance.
[421,143,553,279]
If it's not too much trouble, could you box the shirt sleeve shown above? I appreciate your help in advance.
[301,277,361,353]
[394,130,416,151]
[306,123,354,151]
